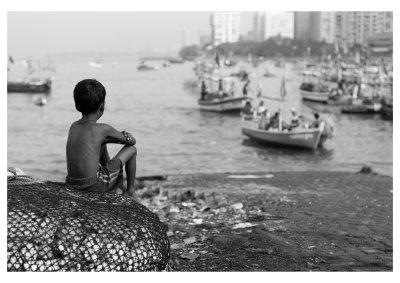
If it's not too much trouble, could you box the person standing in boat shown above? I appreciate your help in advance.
[258,109,270,130]
[229,81,236,97]
[242,79,250,97]
[200,80,208,100]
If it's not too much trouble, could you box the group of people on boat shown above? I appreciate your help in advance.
[241,100,322,132]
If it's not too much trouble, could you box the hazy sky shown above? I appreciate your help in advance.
[7,12,253,58]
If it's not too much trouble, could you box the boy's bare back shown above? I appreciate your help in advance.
[66,121,108,178]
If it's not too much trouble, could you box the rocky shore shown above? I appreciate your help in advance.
[136,170,393,271]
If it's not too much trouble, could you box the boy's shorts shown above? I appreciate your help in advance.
[65,158,123,193]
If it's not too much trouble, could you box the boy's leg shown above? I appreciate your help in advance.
[113,145,137,197]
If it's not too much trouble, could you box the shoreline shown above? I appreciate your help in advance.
[7,168,393,271]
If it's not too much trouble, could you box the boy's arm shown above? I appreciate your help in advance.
[101,124,136,146]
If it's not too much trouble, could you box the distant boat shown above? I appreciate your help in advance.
[7,78,52,94]
[137,61,160,71]
[242,120,328,150]
[89,61,103,68]
[33,96,47,106]
[263,69,275,78]
[168,58,184,64]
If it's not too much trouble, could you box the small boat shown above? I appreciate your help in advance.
[168,58,184,64]
[263,68,275,78]
[33,96,47,106]
[243,76,332,149]
[89,61,103,68]
[198,96,250,113]
[242,120,328,150]
[7,78,52,94]
[137,61,160,71]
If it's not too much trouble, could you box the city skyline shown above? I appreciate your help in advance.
[7,11,393,58]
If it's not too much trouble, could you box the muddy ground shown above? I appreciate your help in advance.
[136,170,393,271]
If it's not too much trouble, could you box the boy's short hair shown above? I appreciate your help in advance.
[73,79,106,114]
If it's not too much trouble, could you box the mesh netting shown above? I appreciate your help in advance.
[7,175,170,272]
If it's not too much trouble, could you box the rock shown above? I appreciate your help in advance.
[184,236,197,245]
[230,203,243,210]
[232,223,256,230]
[179,252,199,261]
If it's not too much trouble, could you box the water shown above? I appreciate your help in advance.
[7,54,393,181]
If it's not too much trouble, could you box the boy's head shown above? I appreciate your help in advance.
[73,79,106,115]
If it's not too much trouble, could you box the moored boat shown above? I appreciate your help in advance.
[299,71,331,103]
[242,120,327,150]
[198,96,250,113]
[340,98,382,114]
[7,78,52,94]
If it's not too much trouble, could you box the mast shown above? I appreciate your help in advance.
[279,75,287,131]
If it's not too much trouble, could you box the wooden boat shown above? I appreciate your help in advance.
[242,120,327,150]
[198,96,250,112]
[299,71,331,103]
[7,78,52,94]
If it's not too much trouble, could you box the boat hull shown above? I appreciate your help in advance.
[300,90,330,103]
[198,97,249,113]
[340,103,382,114]
[7,80,51,94]
[242,121,324,150]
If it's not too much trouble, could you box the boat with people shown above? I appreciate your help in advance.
[198,75,250,113]
[242,77,332,150]
[299,70,331,103]
[242,120,328,150]
[7,78,52,94]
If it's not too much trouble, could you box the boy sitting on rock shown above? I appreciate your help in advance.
[66,79,137,198]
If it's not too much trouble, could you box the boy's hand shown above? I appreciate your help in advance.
[122,131,133,141]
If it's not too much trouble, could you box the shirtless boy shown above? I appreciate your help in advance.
[66,79,137,198]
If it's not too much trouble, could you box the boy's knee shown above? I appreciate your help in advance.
[125,145,137,156]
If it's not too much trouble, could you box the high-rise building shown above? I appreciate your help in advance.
[335,11,393,45]
[253,12,264,41]
[252,12,294,41]
[210,12,241,46]
[294,12,335,43]
[310,12,335,43]
[262,12,294,39]
[181,29,189,48]
[294,12,312,41]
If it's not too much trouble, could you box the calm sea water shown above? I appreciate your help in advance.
[7,53,393,181]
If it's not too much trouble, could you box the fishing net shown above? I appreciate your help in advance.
[7,169,170,272]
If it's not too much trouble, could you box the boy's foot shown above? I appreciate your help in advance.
[124,190,140,202]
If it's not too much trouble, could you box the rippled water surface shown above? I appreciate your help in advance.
[7,54,393,181]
